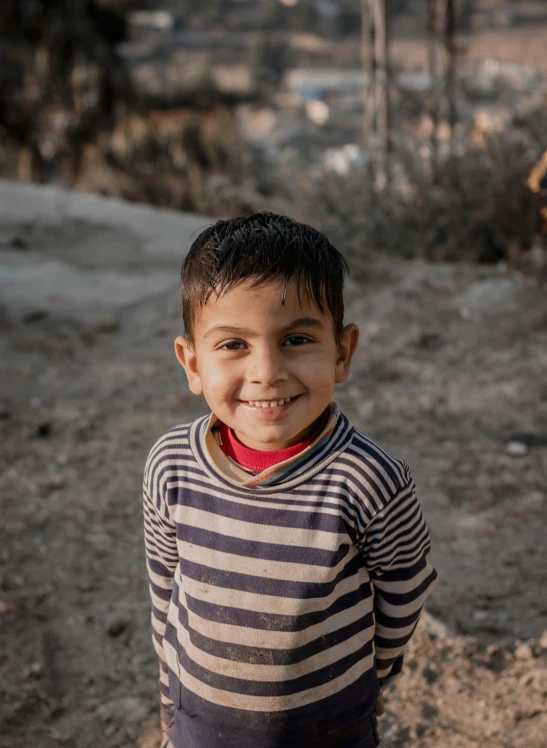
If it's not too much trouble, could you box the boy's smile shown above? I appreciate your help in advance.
[175,278,359,451]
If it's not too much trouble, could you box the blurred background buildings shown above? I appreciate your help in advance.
[1,1,546,274]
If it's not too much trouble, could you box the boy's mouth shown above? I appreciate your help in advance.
[241,395,301,409]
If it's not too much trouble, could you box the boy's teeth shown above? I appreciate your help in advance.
[248,397,291,407]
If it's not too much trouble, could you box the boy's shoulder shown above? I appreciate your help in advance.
[338,416,413,496]
[143,415,206,479]
[327,418,416,528]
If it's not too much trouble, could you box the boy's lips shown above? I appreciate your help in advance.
[238,394,302,417]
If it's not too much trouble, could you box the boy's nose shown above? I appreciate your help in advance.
[248,348,289,386]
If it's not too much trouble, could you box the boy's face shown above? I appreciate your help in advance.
[175,278,359,451]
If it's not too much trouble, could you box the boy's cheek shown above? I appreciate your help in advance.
[201,371,238,403]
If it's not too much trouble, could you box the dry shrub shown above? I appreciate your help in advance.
[296,111,547,279]
[69,106,245,214]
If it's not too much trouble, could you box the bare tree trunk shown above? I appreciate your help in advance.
[428,0,457,177]
[373,0,389,175]
[360,0,389,188]
[428,0,440,178]
[361,0,374,143]
[446,0,456,139]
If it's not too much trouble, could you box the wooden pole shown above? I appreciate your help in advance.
[428,0,457,174]
[361,0,374,143]
[360,0,389,187]
[373,0,388,165]
[445,0,456,139]
[428,0,440,177]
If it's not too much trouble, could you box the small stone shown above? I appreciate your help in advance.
[41,475,65,492]
[105,615,130,637]
[526,668,547,694]
[96,317,120,334]
[10,236,28,249]
[24,661,43,678]
[506,441,528,457]
[36,422,52,438]
[473,609,488,621]
[80,329,96,347]
[521,492,545,511]
[416,332,443,350]
[0,599,20,615]
[485,644,507,670]
[539,630,547,650]
[23,310,48,324]
[514,643,534,660]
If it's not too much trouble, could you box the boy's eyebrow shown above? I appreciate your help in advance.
[204,317,324,339]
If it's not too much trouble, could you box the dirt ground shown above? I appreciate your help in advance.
[1,188,547,748]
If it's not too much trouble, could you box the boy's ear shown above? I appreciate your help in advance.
[335,323,359,384]
[174,336,203,395]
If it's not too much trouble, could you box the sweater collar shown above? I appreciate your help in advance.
[189,402,354,491]
[213,409,330,474]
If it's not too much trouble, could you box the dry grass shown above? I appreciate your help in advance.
[293,107,547,280]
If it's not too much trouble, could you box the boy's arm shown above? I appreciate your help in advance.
[362,474,438,689]
[143,455,178,734]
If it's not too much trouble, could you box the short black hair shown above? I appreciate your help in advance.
[180,212,349,343]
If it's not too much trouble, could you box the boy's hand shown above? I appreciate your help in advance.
[377,692,385,717]
[161,720,170,737]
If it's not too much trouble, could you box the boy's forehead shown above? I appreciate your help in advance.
[195,278,330,334]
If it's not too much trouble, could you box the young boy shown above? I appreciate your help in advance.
[143,212,438,748]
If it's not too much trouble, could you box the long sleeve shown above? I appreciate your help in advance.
[361,474,438,688]
[143,450,179,728]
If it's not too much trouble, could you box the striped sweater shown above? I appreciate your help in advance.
[143,406,438,748]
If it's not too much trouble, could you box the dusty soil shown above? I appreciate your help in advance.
[1,191,547,748]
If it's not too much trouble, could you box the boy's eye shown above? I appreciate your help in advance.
[221,341,245,350]
[283,335,310,346]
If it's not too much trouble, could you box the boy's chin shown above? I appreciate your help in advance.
[233,421,316,452]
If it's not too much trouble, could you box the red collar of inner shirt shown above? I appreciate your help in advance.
[218,413,328,473]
